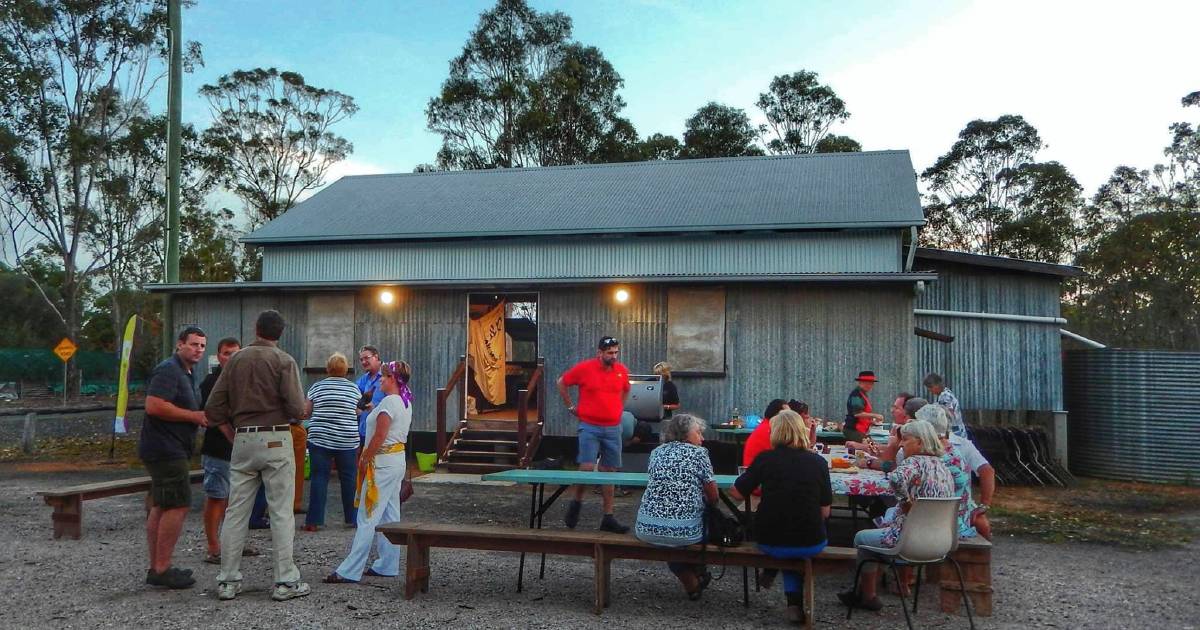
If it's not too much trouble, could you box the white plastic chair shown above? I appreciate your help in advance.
[846,496,976,629]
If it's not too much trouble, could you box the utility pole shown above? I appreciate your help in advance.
[163,0,182,355]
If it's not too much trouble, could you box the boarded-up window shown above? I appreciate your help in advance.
[667,287,726,374]
[305,294,355,369]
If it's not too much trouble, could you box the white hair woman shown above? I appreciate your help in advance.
[324,360,413,584]
[634,413,718,599]
[729,410,832,625]
[839,420,954,612]
[917,404,994,540]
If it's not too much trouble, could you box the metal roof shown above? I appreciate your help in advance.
[145,272,938,294]
[244,150,925,244]
[914,247,1082,278]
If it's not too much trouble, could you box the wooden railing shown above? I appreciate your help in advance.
[516,357,546,468]
[436,355,467,461]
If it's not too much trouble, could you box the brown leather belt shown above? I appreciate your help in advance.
[235,424,292,433]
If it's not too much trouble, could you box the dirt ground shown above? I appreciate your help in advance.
[1,464,1197,630]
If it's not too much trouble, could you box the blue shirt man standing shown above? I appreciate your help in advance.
[355,345,386,443]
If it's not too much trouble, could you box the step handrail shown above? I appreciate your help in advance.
[516,357,545,467]
[436,355,467,460]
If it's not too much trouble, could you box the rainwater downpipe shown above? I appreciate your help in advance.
[913,308,1107,349]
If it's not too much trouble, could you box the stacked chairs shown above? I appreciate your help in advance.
[967,426,1071,487]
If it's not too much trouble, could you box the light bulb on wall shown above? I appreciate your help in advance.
[380,289,395,305]
[614,288,630,304]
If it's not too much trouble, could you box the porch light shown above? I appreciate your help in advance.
[379,289,396,305]
[614,288,630,304]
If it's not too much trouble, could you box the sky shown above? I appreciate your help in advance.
[180,0,1200,203]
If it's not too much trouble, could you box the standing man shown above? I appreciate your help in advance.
[141,326,208,589]
[923,373,967,437]
[557,336,631,534]
[199,337,261,564]
[355,345,385,444]
[843,370,884,443]
[205,310,310,602]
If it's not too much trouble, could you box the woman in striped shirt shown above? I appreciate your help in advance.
[303,353,363,530]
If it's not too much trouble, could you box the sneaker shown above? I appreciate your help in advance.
[564,499,582,529]
[598,514,629,534]
[271,581,312,601]
[217,581,243,601]
[146,567,195,589]
[203,553,221,565]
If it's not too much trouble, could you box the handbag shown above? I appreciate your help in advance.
[400,478,414,503]
[703,504,744,547]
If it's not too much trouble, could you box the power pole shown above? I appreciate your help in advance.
[163,0,182,355]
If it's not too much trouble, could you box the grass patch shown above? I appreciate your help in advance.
[993,478,1200,549]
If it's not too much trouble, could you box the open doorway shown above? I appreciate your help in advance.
[464,293,539,421]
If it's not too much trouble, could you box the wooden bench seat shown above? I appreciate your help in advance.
[379,522,857,627]
[38,470,204,540]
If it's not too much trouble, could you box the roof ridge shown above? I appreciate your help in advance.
[341,150,910,181]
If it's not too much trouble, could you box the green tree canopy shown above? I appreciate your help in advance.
[427,0,633,169]
[680,102,763,159]
[757,70,853,154]
[921,114,1083,261]
[200,67,358,228]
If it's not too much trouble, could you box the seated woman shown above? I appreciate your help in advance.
[634,413,718,600]
[324,360,413,584]
[915,404,993,540]
[838,420,954,612]
[741,398,789,469]
[729,410,832,625]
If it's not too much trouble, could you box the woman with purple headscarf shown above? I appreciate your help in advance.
[324,360,414,583]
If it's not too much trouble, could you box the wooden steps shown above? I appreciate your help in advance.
[440,419,540,474]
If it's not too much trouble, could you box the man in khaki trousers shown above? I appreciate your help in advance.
[205,310,310,602]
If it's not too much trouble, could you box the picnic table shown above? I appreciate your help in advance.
[713,426,890,445]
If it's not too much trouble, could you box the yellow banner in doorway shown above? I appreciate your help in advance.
[468,302,506,405]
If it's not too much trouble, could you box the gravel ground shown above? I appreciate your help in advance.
[1,466,1196,630]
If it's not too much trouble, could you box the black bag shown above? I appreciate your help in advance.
[703,504,744,547]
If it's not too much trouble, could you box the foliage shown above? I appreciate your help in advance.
[426,0,634,169]
[625,133,682,161]
[756,70,851,154]
[680,102,763,159]
[920,115,1084,261]
[0,0,189,395]
[200,67,358,228]
[0,262,67,347]
[815,134,862,153]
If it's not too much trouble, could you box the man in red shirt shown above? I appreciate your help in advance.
[557,336,631,533]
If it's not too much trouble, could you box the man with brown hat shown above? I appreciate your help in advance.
[843,370,884,442]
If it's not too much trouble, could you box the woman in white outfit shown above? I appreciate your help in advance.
[324,360,413,583]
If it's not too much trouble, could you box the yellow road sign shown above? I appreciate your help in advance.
[53,337,77,363]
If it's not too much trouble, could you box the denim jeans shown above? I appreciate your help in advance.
[757,541,828,594]
[307,444,359,527]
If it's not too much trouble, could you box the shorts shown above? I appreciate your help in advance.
[145,458,191,509]
[577,423,622,468]
[201,454,231,500]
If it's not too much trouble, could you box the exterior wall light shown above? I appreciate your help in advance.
[380,289,396,305]
[614,288,630,304]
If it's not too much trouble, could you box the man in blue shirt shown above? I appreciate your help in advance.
[355,345,385,443]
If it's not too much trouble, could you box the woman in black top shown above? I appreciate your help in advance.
[653,362,680,418]
[730,410,832,625]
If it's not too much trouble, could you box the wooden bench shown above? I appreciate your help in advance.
[380,522,860,628]
[38,470,204,540]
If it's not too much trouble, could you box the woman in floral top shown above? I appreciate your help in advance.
[838,420,954,612]
[635,413,717,600]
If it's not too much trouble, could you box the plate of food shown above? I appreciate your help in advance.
[828,457,860,473]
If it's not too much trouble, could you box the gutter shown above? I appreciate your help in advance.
[1059,329,1106,349]
[914,308,1067,325]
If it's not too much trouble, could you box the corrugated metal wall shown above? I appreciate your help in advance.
[1064,349,1200,484]
[261,230,902,283]
[173,283,914,436]
[914,262,1064,410]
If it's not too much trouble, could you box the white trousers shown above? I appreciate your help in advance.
[334,456,405,580]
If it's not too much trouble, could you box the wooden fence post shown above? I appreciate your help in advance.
[22,412,36,454]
